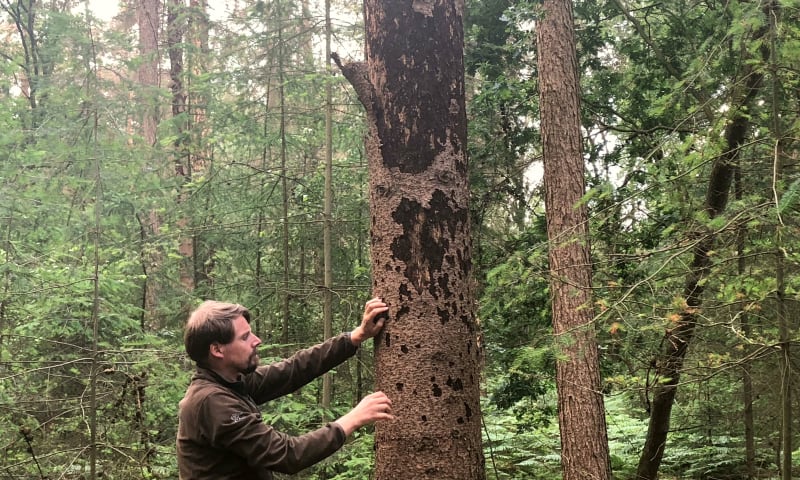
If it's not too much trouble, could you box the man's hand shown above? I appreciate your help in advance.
[350,297,388,346]
[335,391,394,436]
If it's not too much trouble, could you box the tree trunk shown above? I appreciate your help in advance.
[536,1,611,478]
[253,72,279,339]
[1,0,44,131]
[88,24,102,480]
[183,0,213,292]
[736,166,756,479]
[136,0,159,146]
[0,214,10,358]
[335,0,484,477]
[777,236,791,480]
[277,0,291,346]
[135,0,163,329]
[635,9,769,477]
[167,0,196,302]
[168,0,187,178]
[321,0,334,412]
[769,5,792,477]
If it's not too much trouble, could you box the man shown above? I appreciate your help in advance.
[177,297,393,479]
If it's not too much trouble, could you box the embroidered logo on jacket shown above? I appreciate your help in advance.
[230,412,244,423]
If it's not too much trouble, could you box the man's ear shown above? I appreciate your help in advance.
[210,342,224,360]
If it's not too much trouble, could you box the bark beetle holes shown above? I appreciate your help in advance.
[400,344,409,353]
[399,284,412,300]
[437,307,450,324]
[432,384,442,397]
[421,415,427,422]
[397,305,411,322]
[384,333,391,347]
[396,382,404,391]
[446,376,463,391]
[464,402,472,419]
[437,274,449,298]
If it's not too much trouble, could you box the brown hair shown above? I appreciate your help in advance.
[184,300,251,365]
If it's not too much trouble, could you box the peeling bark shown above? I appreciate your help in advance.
[336,0,484,477]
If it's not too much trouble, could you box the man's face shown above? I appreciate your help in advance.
[220,315,262,375]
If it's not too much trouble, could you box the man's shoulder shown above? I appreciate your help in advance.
[181,373,231,409]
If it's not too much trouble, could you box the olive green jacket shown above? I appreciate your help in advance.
[177,333,357,479]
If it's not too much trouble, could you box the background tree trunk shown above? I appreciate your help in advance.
[336,0,485,477]
[635,9,769,477]
[183,0,212,293]
[769,5,792,477]
[168,0,196,309]
[1,0,46,131]
[321,0,334,412]
[536,0,611,478]
[736,166,756,479]
[136,0,159,146]
[277,0,291,345]
[136,0,163,329]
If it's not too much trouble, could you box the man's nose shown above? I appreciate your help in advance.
[252,335,262,347]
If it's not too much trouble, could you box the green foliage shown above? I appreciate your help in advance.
[0,0,373,477]
[482,394,562,480]
[468,0,800,478]
[323,432,376,480]
[490,346,556,431]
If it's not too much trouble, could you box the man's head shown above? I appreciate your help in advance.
[184,301,261,378]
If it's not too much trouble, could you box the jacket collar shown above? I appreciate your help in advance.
[194,366,248,396]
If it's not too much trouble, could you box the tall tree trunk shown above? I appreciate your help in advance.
[321,0,334,412]
[777,225,791,480]
[635,8,770,477]
[183,0,212,292]
[536,1,611,478]
[335,0,485,477]
[136,0,160,146]
[278,0,291,345]
[87,13,101,479]
[135,0,163,329]
[168,0,187,180]
[167,0,195,303]
[300,0,314,65]
[188,0,209,167]
[1,0,44,131]
[736,165,756,479]
[769,5,792,478]
[254,77,278,338]
[0,213,10,359]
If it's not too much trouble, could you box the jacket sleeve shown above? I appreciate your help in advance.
[245,333,357,404]
[201,390,347,475]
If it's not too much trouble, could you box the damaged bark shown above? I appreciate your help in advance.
[334,0,485,477]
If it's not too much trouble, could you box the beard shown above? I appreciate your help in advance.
[241,352,259,375]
